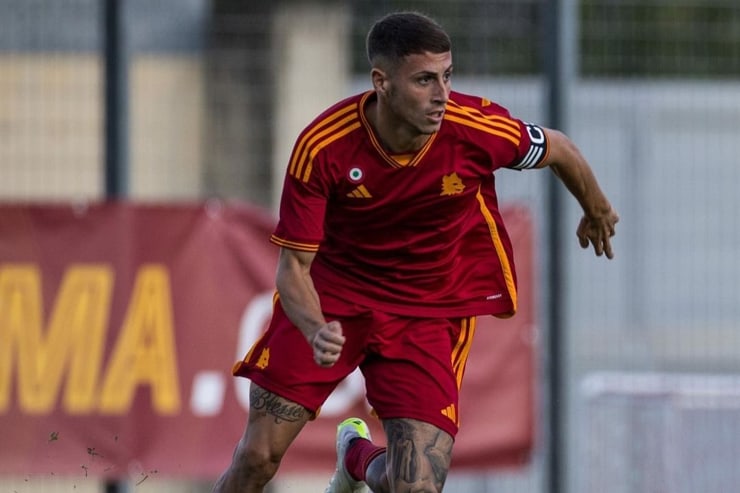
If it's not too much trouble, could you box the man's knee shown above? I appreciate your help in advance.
[212,442,284,493]
[232,441,284,486]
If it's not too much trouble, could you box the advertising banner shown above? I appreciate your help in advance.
[0,202,536,479]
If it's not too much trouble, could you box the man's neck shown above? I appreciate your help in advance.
[365,97,430,153]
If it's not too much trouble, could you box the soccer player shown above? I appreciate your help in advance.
[213,11,618,493]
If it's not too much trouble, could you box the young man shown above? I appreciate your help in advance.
[213,11,618,493]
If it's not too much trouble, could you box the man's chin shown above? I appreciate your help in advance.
[420,124,441,135]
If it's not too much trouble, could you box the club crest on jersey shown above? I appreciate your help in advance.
[347,167,364,183]
[440,172,465,196]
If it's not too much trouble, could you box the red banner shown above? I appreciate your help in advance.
[0,202,536,480]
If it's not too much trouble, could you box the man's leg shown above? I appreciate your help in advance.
[339,417,452,493]
[376,418,453,493]
[212,384,311,493]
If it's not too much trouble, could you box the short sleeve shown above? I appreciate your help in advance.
[445,94,550,172]
[270,159,330,252]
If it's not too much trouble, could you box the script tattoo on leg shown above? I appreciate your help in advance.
[249,387,307,424]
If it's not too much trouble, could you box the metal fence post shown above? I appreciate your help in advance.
[543,1,577,493]
[103,0,128,487]
[104,0,129,199]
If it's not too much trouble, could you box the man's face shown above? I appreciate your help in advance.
[380,51,453,136]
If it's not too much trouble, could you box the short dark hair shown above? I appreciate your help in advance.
[366,12,451,67]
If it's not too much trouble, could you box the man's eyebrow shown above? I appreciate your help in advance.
[413,65,454,76]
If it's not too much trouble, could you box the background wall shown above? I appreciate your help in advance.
[2,0,740,492]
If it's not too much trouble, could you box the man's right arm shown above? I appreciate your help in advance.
[275,247,345,367]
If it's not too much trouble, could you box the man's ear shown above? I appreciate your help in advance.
[371,68,387,94]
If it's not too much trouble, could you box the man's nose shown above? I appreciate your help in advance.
[432,77,449,102]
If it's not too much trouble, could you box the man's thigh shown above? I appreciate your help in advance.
[233,299,370,413]
[240,383,312,456]
[362,315,474,438]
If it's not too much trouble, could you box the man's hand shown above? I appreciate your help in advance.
[538,128,619,260]
[310,321,345,367]
[576,208,619,259]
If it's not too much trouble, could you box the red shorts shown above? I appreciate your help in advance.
[232,299,477,438]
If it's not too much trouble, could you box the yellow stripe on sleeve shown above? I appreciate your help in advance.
[288,104,357,177]
[269,235,320,252]
[444,114,521,147]
[301,121,361,182]
[446,102,521,137]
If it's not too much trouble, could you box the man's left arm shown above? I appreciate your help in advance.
[537,128,620,259]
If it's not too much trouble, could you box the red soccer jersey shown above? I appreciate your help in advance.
[271,90,549,318]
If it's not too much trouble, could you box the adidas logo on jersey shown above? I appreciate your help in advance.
[255,348,270,369]
[440,403,458,425]
[347,184,372,198]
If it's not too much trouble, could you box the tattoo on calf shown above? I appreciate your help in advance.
[425,439,450,488]
[385,420,452,491]
[249,387,307,423]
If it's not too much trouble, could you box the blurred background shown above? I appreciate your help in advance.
[1,0,740,492]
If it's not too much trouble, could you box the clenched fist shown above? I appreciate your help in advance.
[310,321,345,367]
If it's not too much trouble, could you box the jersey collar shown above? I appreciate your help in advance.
[358,91,438,169]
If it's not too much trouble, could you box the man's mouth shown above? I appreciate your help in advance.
[427,110,445,123]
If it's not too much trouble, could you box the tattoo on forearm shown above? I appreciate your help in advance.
[249,387,307,423]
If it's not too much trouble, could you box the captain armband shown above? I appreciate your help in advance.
[510,123,548,170]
